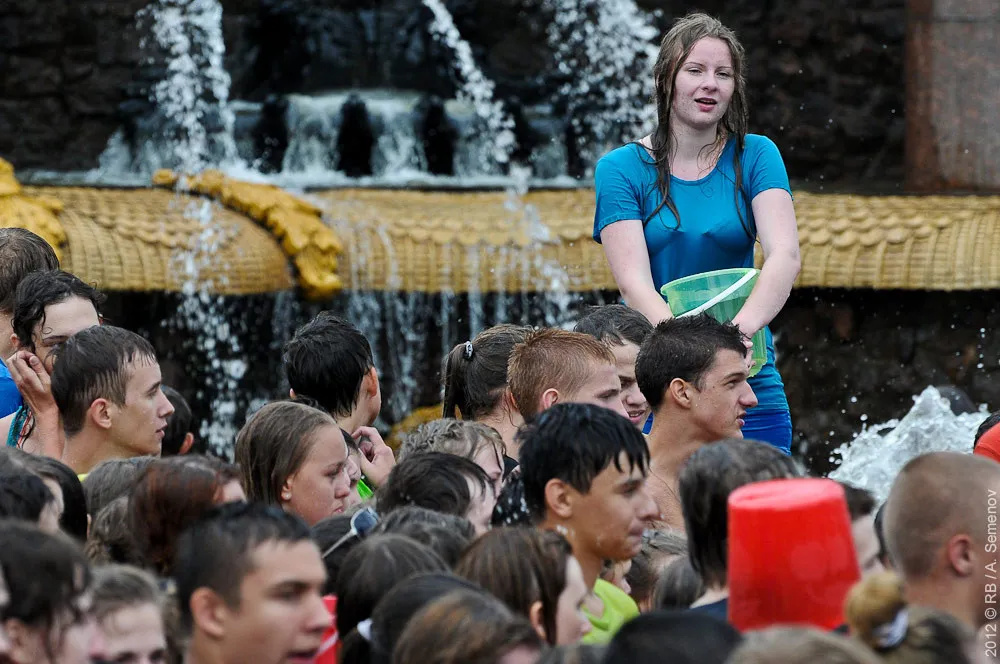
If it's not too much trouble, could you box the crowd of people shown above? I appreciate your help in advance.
[1,222,998,664]
[1,9,997,664]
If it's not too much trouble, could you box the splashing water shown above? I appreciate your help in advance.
[545,0,658,171]
[828,386,989,501]
[422,0,515,171]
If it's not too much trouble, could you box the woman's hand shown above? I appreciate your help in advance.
[351,426,396,489]
[4,351,57,417]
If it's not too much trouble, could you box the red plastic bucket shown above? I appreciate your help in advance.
[727,478,860,632]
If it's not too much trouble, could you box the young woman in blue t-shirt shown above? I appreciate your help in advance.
[593,13,801,452]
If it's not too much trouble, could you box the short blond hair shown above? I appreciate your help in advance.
[507,328,615,422]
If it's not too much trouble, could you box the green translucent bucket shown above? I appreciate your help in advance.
[660,268,767,377]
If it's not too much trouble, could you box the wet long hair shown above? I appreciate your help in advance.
[644,13,751,238]
[442,324,531,420]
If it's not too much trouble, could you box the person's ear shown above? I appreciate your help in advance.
[540,388,560,412]
[945,533,975,577]
[280,474,295,505]
[667,378,693,409]
[180,432,195,455]
[289,388,297,399]
[8,332,18,352]
[190,587,229,639]
[5,617,42,661]
[365,367,380,397]
[89,398,114,430]
[544,478,573,520]
[528,601,546,641]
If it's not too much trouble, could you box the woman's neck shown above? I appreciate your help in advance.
[477,409,522,460]
[646,123,724,170]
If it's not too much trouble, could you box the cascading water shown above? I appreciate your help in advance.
[421,0,516,175]
[544,0,658,171]
[128,0,251,456]
[828,386,989,501]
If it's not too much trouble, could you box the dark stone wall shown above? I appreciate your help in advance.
[772,289,998,473]
[2,0,905,184]
[0,0,149,171]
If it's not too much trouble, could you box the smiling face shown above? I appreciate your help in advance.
[610,342,650,429]
[217,541,332,664]
[670,37,736,132]
[686,348,758,441]
[282,425,352,527]
[108,358,175,457]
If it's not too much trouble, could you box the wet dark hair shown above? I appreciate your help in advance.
[975,411,1000,448]
[283,312,374,419]
[175,502,313,631]
[837,481,876,522]
[456,528,573,645]
[377,451,491,518]
[393,588,544,664]
[574,304,653,347]
[519,403,650,521]
[635,314,748,411]
[0,521,91,658]
[0,227,59,314]
[603,610,741,664]
[339,573,482,664]
[160,385,194,456]
[0,471,54,523]
[653,556,705,610]
[20,453,89,541]
[83,456,157,517]
[50,325,157,437]
[11,269,105,352]
[129,455,242,576]
[442,324,532,420]
[679,439,802,587]
[373,506,476,567]
[335,534,448,638]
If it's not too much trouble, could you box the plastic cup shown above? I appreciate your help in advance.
[727,478,860,632]
[660,268,767,377]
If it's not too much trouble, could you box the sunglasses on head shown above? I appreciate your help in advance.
[322,506,379,559]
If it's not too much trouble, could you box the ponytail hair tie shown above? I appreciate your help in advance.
[873,608,909,650]
[357,618,373,643]
[464,341,474,360]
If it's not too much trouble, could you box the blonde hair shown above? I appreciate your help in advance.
[728,627,881,664]
[507,328,616,422]
[844,571,973,664]
[399,419,506,463]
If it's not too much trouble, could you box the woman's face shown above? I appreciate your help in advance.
[8,597,105,664]
[554,556,592,645]
[98,602,166,664]
[464,476,497,536]
[670,37,735,132]
[472,443,504,498]
[282,425,353,526]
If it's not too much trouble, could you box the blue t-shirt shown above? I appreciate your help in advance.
[0,363,22,420]
[593,135,789,413]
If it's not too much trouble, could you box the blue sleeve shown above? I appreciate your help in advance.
[0,370,22,420]
[593,149,643,243]
[743,135,792,199]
